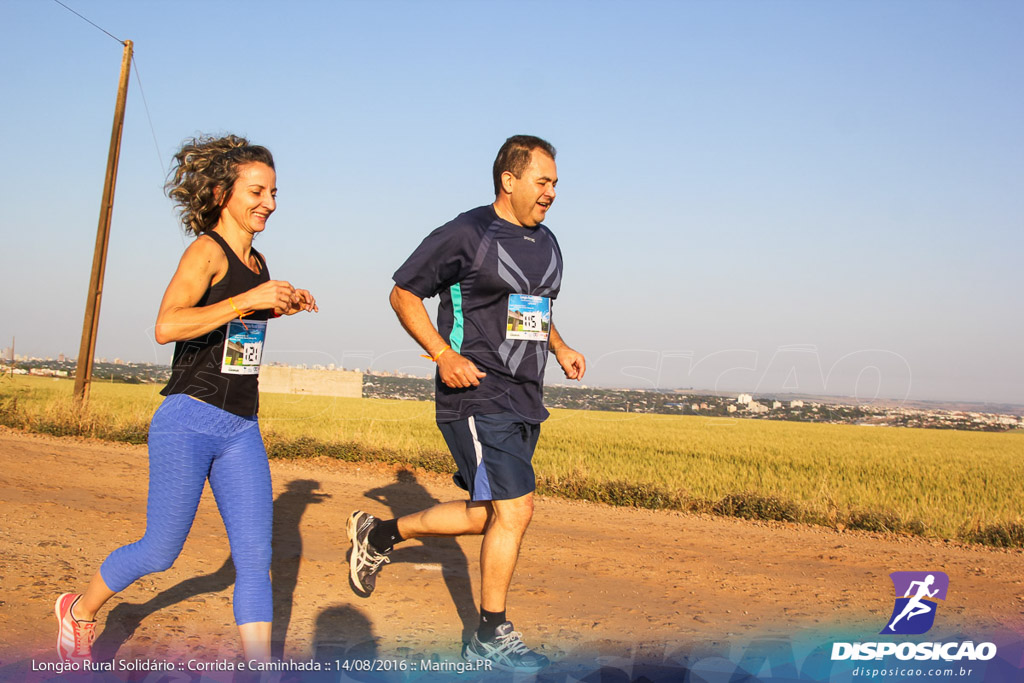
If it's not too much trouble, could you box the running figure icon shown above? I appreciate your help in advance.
[887,574,939,632]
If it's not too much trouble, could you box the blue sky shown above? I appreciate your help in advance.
[1,0,1021,405]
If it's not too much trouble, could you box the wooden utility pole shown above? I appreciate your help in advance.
[74,40,133,405]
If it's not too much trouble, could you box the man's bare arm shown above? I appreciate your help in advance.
[389,285,487,388]
[549,323,586,380]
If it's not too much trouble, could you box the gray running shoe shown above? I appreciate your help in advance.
[463,621,550,673]
[346,510,391,597]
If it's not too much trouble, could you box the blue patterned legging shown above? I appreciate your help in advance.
[100,393,272,625]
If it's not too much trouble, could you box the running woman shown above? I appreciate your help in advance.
[54,135,317,665]
[348,135,585,673]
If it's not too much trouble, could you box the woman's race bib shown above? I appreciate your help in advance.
[221,319,267,375]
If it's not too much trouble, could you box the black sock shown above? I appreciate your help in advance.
[478,609,506,642]
[368,519,403,553]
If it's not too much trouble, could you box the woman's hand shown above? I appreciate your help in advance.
[274,288,318,316]
[237,280,297,312]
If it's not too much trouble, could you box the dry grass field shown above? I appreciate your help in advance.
[2,375,1021,544]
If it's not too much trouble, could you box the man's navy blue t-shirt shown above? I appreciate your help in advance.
[393,205,563,424]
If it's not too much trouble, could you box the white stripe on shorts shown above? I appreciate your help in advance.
[466,415,484,467]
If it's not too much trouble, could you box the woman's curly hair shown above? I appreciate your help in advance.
[166,134,275,236]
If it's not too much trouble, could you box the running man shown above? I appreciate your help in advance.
[347,135,585,673]
[888,574,939,631]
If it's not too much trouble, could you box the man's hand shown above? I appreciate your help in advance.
[437,350,487,388]
[390,285,484,388]
[555,345,586,380]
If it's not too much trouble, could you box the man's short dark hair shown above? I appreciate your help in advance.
[492,135,557,196]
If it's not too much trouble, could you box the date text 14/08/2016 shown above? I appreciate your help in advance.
[336,658,493,674]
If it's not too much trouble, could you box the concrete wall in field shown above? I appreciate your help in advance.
[259,366,363,398]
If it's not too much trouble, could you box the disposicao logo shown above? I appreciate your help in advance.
[881,571,949,635]
[831,569,997,663]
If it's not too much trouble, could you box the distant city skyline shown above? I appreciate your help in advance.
[1,1,1021,405]
[7,346,1024,414]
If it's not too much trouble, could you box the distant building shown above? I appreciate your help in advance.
[747,401,769,414]
[790,399,804,408]
[259,366,362,398]
[737,393,752,405]
[727,405,738,413]
[772,400,782,409]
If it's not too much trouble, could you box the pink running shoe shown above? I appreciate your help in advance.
[54,593,96,664]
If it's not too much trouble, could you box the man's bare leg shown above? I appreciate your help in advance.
[347,500,492,597]
[395,493,534,611]
[479,493,534,612]
[397,500,492,538]
[460,492,547,672]
[398,493,537,640]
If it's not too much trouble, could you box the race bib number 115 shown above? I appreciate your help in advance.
[506,294,551,341]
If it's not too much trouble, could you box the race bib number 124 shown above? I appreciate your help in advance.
[221,319,266,375]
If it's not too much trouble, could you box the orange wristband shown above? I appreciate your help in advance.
[421,345,451,362]
[228,297,254,331]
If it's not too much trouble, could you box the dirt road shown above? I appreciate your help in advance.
[1,428,1021,680]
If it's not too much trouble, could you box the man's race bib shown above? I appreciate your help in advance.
[506,294,551,341]
[221,319,267,375]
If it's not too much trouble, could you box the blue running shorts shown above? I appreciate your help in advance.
[437,412,540,501]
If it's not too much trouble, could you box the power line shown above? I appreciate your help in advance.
[130,55,186,248]
[51,0,123,44]
[131,56,167,181]
[51,0,184,249]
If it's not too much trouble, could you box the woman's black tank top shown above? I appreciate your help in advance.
[160,231,271,417]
